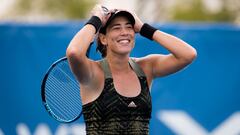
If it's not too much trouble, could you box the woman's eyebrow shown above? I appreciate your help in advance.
[108,21,132,29]
[110,24,121,27]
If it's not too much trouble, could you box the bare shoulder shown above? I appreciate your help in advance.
[131,55,158,80]
[131,54,167,78]
[132,54,165,66]
[131,55,165,87]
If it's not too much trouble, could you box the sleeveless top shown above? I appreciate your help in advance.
[82,58,152,135]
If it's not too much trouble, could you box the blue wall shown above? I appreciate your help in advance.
[0,22,240,135]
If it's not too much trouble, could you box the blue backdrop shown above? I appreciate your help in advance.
[0,22,240,135]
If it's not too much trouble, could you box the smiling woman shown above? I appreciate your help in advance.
[97,10,136,57]
[66,4,196,135]
[98,16,135,57]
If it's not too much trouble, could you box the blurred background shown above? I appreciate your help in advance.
[0,0,240,135]
[1,0,240,24]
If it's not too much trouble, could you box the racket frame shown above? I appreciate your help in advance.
[41,57,82,123]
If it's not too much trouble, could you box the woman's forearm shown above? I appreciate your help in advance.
[66,24,95,59]
[153,30,197,62]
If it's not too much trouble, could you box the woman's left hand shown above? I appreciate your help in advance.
[131,12,144,33]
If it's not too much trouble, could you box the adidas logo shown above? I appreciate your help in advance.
[128,101,137,108]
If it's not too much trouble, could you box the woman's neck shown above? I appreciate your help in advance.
[106,54,131,73]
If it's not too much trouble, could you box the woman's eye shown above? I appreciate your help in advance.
[126,25,133,29]
[112,26,120,30]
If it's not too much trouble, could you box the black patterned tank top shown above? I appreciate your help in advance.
[82,58,152,135]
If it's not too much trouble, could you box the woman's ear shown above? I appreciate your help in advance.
[99,33,107,46]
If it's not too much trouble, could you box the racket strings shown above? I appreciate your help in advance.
[46,77,80,115]
[46,72,80,120]
[45,60,82,122]
[46,77,79,119]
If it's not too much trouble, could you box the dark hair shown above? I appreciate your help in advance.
[97,36,107,57]
[96,10,135,58]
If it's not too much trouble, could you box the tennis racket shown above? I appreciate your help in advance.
[41,56,83,123]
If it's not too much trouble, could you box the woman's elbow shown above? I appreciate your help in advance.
[66,46,77,58]
[182,47,198,64]
[189,47,197,60]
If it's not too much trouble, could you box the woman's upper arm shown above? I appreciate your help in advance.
[143,54,194,78]
[67,55,96,85]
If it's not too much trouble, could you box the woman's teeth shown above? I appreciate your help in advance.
[118,39,129,44]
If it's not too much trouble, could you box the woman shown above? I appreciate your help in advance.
[66,5,197,135]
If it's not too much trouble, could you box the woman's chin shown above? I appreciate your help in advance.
[118,49,132,55]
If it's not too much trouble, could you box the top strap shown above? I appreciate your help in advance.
[99,58,146,79]
[129,58,146,77]
[99,58,112,79]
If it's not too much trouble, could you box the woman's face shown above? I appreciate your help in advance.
[103,16,135,57]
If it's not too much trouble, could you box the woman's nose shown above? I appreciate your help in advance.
[120,28,129,35]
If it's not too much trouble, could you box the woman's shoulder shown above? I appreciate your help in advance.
[130,56,152,73]
[130,54,158,64]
